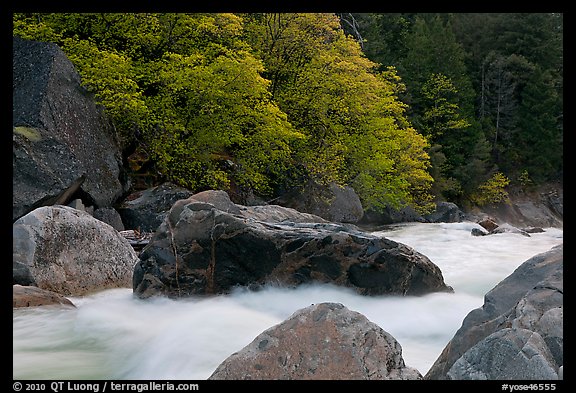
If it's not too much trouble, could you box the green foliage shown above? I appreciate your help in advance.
[146,44,303,193]
[13,13,304,197]
[61,37,151,147]
[13,15,63,42]
[243,13,434,212]
[14,12,434,210]
[397,15,492,205]
[517,169,534,188]
[348,12,562,208]
[342,13,415,70]
[512,66,562,183]
[469,172,511,206]
[401,15,475,113]
[452,13,563,187]
[419,73,470,139]
[14,11,561,215]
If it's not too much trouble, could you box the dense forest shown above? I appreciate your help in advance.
[12,13,563,213]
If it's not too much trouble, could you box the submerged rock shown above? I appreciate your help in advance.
[13,284,75,308]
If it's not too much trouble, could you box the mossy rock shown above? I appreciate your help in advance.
[13,126,42,142]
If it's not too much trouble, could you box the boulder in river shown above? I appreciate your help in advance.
[13,205,139,296]
[133,190,453,298]
[209,302,423,380]
[13,284,75,308]
[425,244,563,380]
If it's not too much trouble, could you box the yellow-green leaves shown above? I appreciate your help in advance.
[469,172,511,206]
[13,12,435,211]
[244,13,433,211]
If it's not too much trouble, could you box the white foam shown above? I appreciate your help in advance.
[13,222,563,379]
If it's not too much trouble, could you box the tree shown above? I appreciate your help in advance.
[400,15,475,114]
[513,66,562,183]
[13,13,304,196]
[243,13,434,212]
[469,172,510,206]
[399,15,490,203]
[419,73,470,141]
[480,52,522,164]
[344,12,562,204]
[418,73,469,200]
[343,13,416,70]
[452,13,563,185]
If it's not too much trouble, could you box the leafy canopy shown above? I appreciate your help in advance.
[14,12,434,212]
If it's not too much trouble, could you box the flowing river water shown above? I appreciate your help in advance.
[13,221,563,380]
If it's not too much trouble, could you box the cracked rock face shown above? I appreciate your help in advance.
[132,191,453,298]
[208,302,423,380]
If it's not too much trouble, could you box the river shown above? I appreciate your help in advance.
[13,221,563,380]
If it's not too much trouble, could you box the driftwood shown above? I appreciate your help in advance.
[119,229,152,250]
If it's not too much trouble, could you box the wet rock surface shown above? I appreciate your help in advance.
[133,191,453,298]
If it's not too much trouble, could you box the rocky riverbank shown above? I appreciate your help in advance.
[12,35,563,380]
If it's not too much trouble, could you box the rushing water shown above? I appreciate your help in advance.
[13,221,563,380]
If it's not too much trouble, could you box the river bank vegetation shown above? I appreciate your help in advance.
[13,13,563,214]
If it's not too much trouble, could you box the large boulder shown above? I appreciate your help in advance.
[133,191,453,298]
[476,200,563,230]
[209,302,422,380]
[359,205,425,226]
[13,205,139,296]
[12,36,129,222]
[425,244,563,380]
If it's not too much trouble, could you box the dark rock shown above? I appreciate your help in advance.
[542,188,563,218]
[471,228,488,237]
[477,217,499,232]
[523,227,545,233]
[359,205,425,226]
[117,182,194,232]
[133,191,452,298]
[472,220,532,237]
[490,223,531,237]
[424,202,464,223]
[208,302,422,380]
[12,36,129,222]
[93,207,125,231]
[277,181,364,223]
[472,184,563,229]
